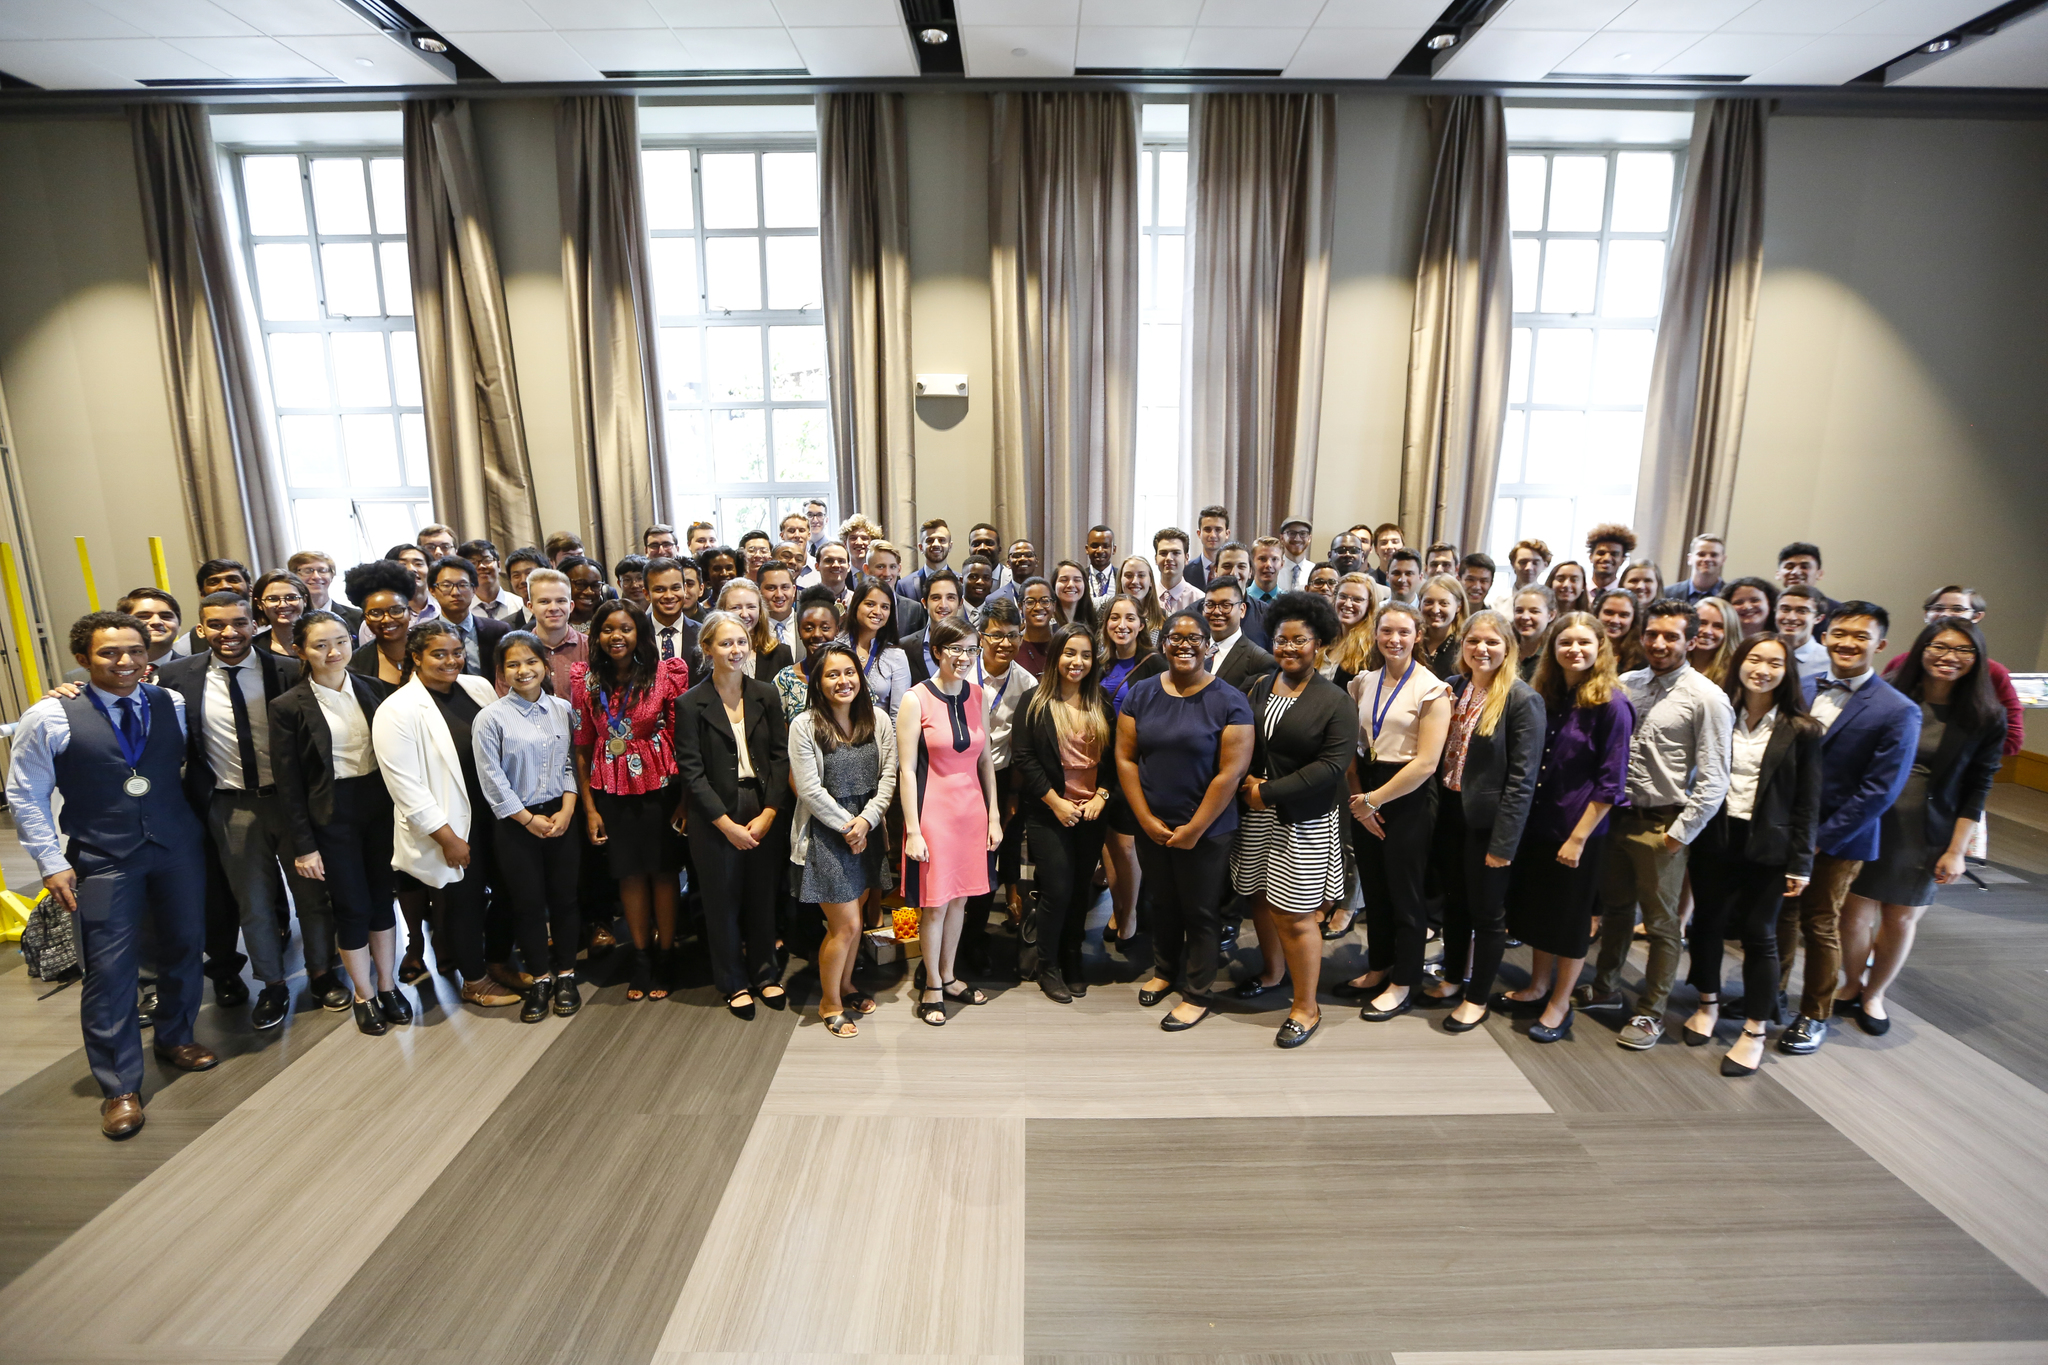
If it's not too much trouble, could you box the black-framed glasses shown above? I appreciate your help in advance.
[1924,643,1978,660]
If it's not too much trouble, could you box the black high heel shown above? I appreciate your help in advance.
[1722,1027,1769,1076]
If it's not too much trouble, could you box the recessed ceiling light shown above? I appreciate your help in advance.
[1923,37,1955,53]
[920,27,948,45]
[415,35,448,53]
[1426,33,1456,50]
[1011,47,1027,56]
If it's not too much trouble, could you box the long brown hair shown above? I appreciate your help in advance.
[1026,623,1111,751]
[1723,634,1821,738]
[804,640,878,752]
[1530,610,1618,709]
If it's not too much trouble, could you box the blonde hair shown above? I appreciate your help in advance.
[697,609,754,671]
[1455,610,1521,738]
[1116,554,1164,633]
[1690,595,1742,686]
[523,567,569,600]
[1327,571,1378,675]
[715,578,775,659]
[1531,610,1618,709]
[1419,572,1469,634]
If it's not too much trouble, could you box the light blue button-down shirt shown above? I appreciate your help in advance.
[3,684,188,877]
[471,689,575,819]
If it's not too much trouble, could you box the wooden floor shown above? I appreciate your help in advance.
[4,804,2048,1365]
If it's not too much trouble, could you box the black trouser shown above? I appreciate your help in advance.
[963,767,1020,961]
[1353,761,1439,987]
[1432,794,1512,1001]
[1022,813,1102,980]
[201,833,248,983]
[313,775,396,952]
[1687,817,1785,1023]
[1136,835,1231,1005]
[431,815,494,981]
[494,795,583,975]
[686,780,785,997]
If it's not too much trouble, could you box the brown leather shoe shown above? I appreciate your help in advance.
[485,961,534,992]
[459,978,520,1007]
[152,1043,220,1072]
[100,1093,144,1139]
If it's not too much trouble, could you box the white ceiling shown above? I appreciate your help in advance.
[0,0,2041,90]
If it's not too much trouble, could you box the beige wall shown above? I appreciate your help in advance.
[0,115,192,633]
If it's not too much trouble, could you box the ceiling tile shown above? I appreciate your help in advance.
[44,36,228,79]
[1083,0,1200,21]
[648,0,784,22]
[785,23,919,75]
[1657,30,1813,74]
[0,0,142,41]
[774,0,902,24]
[961,23,1079,74]
[557,26,692,68]
[0,38,132,84]
[90,0,258,38]
[401,0,552,32]
[1742,29,1910,80]
[207,0,380,37]
[1196,0,1325,24]
[1608,0,1750,32]
[1550,28,1701,72]
[441,28,602,80]
[279,31,456,82]
[1282,24,1420,75]
[165,34,332,77]
[1832,0,1994,37]
[1184,24,1307,65]
[1434,24,1593,76]
[1487,0,1635,31]
[1076,24,1192,66]
[524,0,666,27]
[1312,0,1455,25]
[1720,0,1872,36]
[961,0,1083,21]
[1894,2,2048,84]
[678,25,804,68]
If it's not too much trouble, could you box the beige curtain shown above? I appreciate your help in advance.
[1188,93,1335,536]
[989,92,1139,558]
[405,100,540,553]
[1635,99,1766,567]
[557,95,666,570]
[1399,95,1512,552]
[129,103,292,569]
[818,93,915,540]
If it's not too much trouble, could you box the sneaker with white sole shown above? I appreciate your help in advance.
[1617,1014,1664,1050]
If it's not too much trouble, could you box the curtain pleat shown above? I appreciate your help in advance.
[1188,92,1335,537]
[818,92,915,539]
[405,99,540,554]
[1399,95,1512,553]
[988,92,1139,559]
[557,95,666,570]
[129,103,292,569]
[1635,99,1766,567]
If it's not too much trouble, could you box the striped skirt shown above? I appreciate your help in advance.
[1231,804,1349,913]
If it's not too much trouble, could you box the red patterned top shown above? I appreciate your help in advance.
[569,655,690,795]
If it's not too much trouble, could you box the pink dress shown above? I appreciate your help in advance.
[900,679,993,907]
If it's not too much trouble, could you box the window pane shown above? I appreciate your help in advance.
[1523,410,1584,484]
[1583,410,1644,483]
[666,409,707,482]
[706,326,763,401]
[709,408,767,483]
[1153,234,1184,322]
[379,241,413,316]
[321,242,381,317]
[1507,155,1546,232]
[309,158,371,235]
[761,152,818,227]
[700,153,758,229]
[1155,151,1186,228]
[357,501,419,552]
[642,149,695,230]
[1591,328,1655,405]
[1611,151,1675,231]
[704,237,761,312]
[342,413,400,485]
[254,243,319,320]
[722,497,770,542]
[243,155,305,236]
[1508,326,1531,404]
[771,410,828,482]
[400,412,429,486]
[1139,150,1154,230]
[1531,328,1593,405]
[764,234,820,311]
[1546,155,1606,232]
[389,328,422,407]
[268,332,328,408]
[369,157,405,234]
[1538,238,1598,314]
[660,326,704,404]
[1511,237,1538,313]
[330,331,390,407]
[649,236,700,316]
[1519,497,1575,555]
[1139,321,1180,406]
[768,326,826,401]
[1491,497,1519,562]
[279,415,343,486]
[1498,409,1526,483]
[1602,239,1665,317]
[293,498,360,564]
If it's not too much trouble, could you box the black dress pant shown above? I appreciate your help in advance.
[1353,761,1439,987]
[963,768,1020,963]
[1021,813,1102,980]
[1136,835,1231,1005]
[431,814,494,981]
[1686,817,1785,1023]
[494,796,583,975]
[312,775,396,951]
[686,781,785,997]
[1431,795,1512,1001]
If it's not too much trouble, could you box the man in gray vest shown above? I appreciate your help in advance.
[5,612,217,1139]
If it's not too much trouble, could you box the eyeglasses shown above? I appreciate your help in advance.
[258,594,303,608]
[1924,643,1978,660]
[941,644,977,661]
[364,607,409,621]
[981,631,1022,644]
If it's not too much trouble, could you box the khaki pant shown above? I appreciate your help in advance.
[1777,853,1860,1020]
[1590,806,1689,1017]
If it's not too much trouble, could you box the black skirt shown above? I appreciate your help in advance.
[592,787,686,879]
[1507,833,1609,958]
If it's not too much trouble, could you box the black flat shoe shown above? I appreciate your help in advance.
[375,989,413,1025]
[1331,975,1388,1001]
[726,990,757,1021]
[1320,913,1356,941]
[1855,1008,1891,1036]
[552,975,582,1017]
[1682,1019,1717,1047]
[351,998,388,1036]
[1138,983,1174,1007]
[1275,1014,1320,1048]
[1833,994,1866,1019]
[1161,1006,1211,1033]
[1491,990,1545,1014]
[251,983,290,1031]
[309,971,352,1012]
[1528,1007,1574,1043]
[1416,986,1463,1009]
[213,974,250,1008]
[759,984,789,1012]
[1444,1006,1491,1034]
[1722,1032,1768,1076]
[1234,977,1284,1000]
[1359,992,1413,1022]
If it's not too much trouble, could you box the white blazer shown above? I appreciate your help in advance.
[371,673,499,888]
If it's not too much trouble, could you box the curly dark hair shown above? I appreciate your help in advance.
[69,610,148,660]
[585,600,659,698]
[1264,589,1341,648]
[344,558,417,608]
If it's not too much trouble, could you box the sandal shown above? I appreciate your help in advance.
[397,953,427,985]
[942,978,988,1006]
[917,987,947,1026]
[627,948,652,1002]
[843,989,877,1015]
[648,943,670,1001]
[823,1012,859,1038]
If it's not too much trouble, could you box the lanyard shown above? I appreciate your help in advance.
[861,636,883,677]
[1105,656,1138,711]
[1369,659,1417,756]
[976,656,1013,709]
[85,687,150,768]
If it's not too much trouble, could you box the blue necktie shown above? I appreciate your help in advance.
[116,695,142,754]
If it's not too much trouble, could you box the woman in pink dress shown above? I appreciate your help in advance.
[898,616,1003,1026]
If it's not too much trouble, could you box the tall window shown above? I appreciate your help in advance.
[642,143,829,549]
[232,151,426,565]
[1133,103,1188,549]
[1490,145,1682,568]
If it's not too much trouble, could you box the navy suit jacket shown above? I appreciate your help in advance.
[1800,671,1921,862]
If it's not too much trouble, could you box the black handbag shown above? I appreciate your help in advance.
[20,892,81,983]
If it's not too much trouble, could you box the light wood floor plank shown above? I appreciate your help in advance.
[1394,1345,2048,1365]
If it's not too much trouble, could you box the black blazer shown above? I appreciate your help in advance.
[1213,638,1277,695]
[1444,675,1545,862]
[321,599,365,633]
[1010,693,1117,824]
[1916,703,2005,850]
[902,629,936,684]
[268,672,394,857]
[1699,711,1822,876]
[674,675,790,824]
[755,641,794,680]
[1243,672,1359,823]
[348,640,410,684]
[158,647,301,808]
[456,613,512,676]
[1239,597,1270,650]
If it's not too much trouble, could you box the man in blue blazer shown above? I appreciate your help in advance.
[1778,600,1920,1055]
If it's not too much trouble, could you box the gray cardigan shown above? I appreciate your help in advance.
[786,707,898,867]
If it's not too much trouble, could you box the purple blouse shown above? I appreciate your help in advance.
[1525,692,1634,844]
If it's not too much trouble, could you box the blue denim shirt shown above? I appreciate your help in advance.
[472,690,575,819]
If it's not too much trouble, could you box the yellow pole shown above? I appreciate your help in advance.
[74,536,99,611]
[148,535,170,593]
[1,542,45,700]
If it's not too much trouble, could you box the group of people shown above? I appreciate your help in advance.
[5,505,2019,1137]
